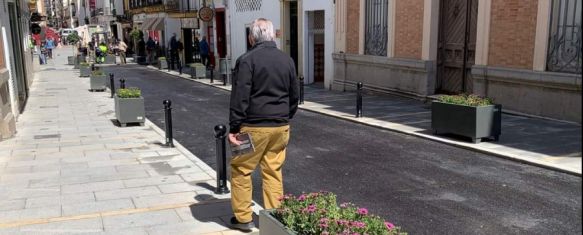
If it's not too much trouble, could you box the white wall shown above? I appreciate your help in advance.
[228,0,282,62]
[302,0,334,88]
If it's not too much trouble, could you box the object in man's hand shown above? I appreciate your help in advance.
[230,133,255,156]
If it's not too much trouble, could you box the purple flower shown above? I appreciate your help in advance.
[340,203,349,208]
[322,232,330,235]
[352,221,366,228]
[306,204,317,213]
[357,207,368,215]
[385,221,395,230]
[298,194,307,201]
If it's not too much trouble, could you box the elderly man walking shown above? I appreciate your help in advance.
[228,18,299,231]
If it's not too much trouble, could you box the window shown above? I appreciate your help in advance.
[364,0,389,56]
[547,0,582,74]
[0,36,5,69]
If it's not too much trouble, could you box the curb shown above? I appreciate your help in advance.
[141,66,582,177]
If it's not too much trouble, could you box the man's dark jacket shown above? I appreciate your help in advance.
[229,41,299,134]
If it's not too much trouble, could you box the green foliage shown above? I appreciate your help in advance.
[438,94,493,107]
[274,192,406,235]
[67,32,80,44]
[117,87,141,98]
[91,70,105,76]
[158,57,166,60]
[130,28,142,41]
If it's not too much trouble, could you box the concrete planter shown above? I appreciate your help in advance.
[158,59,167,69]
[114,96,145,127]
[90,74,107,91]
[259,210,296,235]
[67,56,76,65]
[79,65,91,77]
[431,101,502,143]
[74,55,86,69]
[105,54,116,64]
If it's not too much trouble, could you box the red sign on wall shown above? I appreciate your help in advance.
[89,0,95,10]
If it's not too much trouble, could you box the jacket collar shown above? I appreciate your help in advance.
[252,41,277,50]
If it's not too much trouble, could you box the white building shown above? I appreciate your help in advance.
[227,0,334,87]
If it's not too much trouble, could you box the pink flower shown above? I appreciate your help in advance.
[298,194,306,201]
[322,232,330,235]
[385,221,395,230]
[306,204,317,213]
[340,203,349,208]
[352,221,366,228]
[357,207,368,215]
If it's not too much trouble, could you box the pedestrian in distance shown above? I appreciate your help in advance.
[169,33,180,70]
[199,36,209,67]
[45,37,55,59]
[177,38,184,70]
[117,39,128,65]
[146,37,155,65]
[227,18,299,232]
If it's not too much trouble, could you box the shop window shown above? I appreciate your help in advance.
[547,0,582,74]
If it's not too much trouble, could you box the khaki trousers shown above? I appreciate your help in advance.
[230,125,290,223]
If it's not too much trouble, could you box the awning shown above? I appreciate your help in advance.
[139,18,155,31]
[150,18,164,31]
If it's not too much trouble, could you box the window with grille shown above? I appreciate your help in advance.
[235,0,262,12]
[364,0,389,56]
[547,0,582,74]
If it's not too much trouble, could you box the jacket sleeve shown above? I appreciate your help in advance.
[229,59,253,134]
[289,60,299,119]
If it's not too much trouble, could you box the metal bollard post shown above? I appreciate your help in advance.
[356,82,363,118]
[299,76,305,104]
[91,63,96,71]
[210,65,214,84]
[119,79,126,89]
[109,73,115,98]
[163,100,174,147]
[214,125,229,194]
[223,73,227,86]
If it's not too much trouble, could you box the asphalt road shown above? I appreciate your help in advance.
[103,65,582,235]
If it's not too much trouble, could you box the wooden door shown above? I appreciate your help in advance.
[437,0,478,94]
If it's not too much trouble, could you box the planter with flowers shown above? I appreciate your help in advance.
[79,62,91,77]
[90,70,107,91]
[158,57,167,69]
[260,192,405,235]
[431,94,501,143]
[114,87,145,127]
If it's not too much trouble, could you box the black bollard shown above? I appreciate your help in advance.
[223,73,227,86]
[91,63,95,71]
[299,76,305,104]
[109,73,115,98]
[119,79,126,89]
[356,82,363,118]
[214,125,229,194]
[163,100,174,147]
[210,65,214,84]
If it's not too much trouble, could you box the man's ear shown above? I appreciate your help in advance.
[248,35,255,47]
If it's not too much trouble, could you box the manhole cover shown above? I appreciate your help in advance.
[34,134,61,139]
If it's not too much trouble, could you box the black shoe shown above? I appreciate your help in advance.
[229,217,254,232]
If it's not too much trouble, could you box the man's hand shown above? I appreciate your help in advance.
[228,133,243,146]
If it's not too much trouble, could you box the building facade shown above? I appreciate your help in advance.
[1,0,34,141]
[334,0,581,123]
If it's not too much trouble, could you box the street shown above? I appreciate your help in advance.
[103,64,582,234]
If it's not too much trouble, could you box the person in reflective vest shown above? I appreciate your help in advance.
[98,43,108,63]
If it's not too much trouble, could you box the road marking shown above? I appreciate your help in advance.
[0,199,228,229]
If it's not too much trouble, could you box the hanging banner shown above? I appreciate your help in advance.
[89,0,95,10]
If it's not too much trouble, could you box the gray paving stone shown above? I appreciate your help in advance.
[0,199,26,211]
[180,172,213,183]
[147,219,228,235]
[95,186,161,201]
[123,175,184,188]
[0,186,61,200]
[25,192,95,208]
[132,192,198,208]
[99,227,148,235]
[90,170,150,182]
[102,209,182,230]
[60,166,117,177]
[157,182,201,194]
[0,206,61,222]
[28,175,93,188]
[62,198,135,216]
[61,180,125,194]
[87,158,139,168]
[18,217,103,233]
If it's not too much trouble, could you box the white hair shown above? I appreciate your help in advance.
[251,18,275,43]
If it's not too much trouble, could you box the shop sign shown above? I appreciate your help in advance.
[199,6,214,22]
[181,18,199,29]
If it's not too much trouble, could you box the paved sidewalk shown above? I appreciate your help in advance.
[0,49,260,234]
[146,65,582,175]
